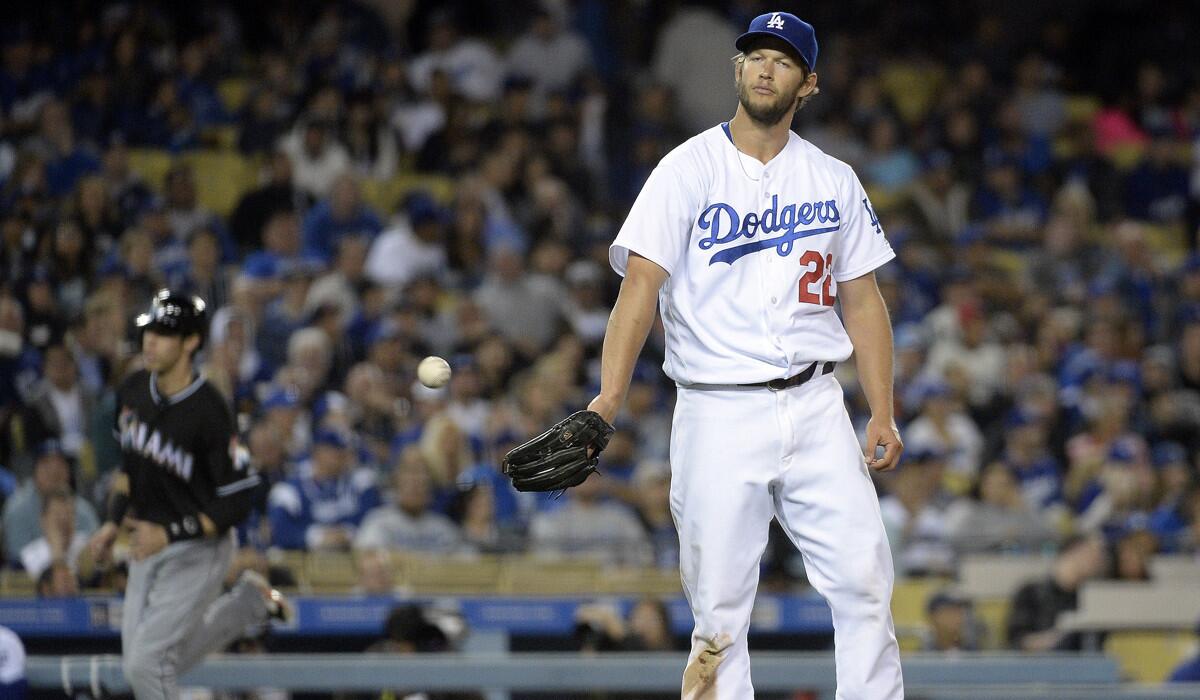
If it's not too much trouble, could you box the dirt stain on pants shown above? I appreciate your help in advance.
[682,634,731,699]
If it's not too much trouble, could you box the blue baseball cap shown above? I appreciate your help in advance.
[736,12,818,71]
[261,386,299,411]
[1151,442,1187,468]
[243,252,280,280]
[313,428,350,450]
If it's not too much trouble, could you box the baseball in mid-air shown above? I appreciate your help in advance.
[417,356,452,388]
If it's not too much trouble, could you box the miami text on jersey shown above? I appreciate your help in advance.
[118,408,195,481]
[697,194,841,265]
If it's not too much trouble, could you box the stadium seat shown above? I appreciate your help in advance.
[184,151,259,216]
[0,570,35,597]
[206,125,241,151]
[890,577,951,652]
[127,149,174,194]
[217,78,250,113]
[1058,581,1200,632]
[957,554,1054,600]
[500,557,604,595]
[360,174,458,217]
[1105,143,1148,171]
[397,554,503,595]
[304,551,360,593]
[1064,95,1102,124]
[268,549,310,591]
[1150,556,1200,585]
[597,567,683,595]
[1105,630,1197,682]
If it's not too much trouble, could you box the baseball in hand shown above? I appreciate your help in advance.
[417,356,452,388]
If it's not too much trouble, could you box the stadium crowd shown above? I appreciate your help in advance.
[0,0,1198,655]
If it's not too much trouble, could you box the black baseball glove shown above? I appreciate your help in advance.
[502,410,615,492]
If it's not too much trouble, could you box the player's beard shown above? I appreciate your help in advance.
[736,77,802,127]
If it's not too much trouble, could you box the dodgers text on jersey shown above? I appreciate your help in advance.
[697,194,841,265]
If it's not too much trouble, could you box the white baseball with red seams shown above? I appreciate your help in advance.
[609,122,904,697]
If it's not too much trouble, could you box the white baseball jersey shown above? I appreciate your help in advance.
[610,123,894,385]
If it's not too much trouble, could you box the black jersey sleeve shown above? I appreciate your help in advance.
[198,399,261,532]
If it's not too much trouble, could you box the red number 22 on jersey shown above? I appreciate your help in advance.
[797,250,835,306]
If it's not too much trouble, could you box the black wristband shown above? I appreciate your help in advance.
[106,492,130,525]
[165,515,205,543]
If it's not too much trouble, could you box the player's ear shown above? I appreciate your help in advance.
[802,71,819,97]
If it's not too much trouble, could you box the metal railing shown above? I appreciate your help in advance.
[26,652,1198,699]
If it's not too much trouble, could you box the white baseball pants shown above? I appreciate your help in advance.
[670,374,903,699]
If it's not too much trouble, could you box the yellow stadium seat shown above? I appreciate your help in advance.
[973,598,1011,650]
[890,577,949,631]
[361,174,457,218]
[397,174,456,204]
[500,557,604,595]
[127,149,174,193]
[218,78,250,113]
[598,567,682,596]
[1105,143,1147,171]
[1064,95,1102,124]
[398,554,503,595]
[183,150,258,216]
[305,551,358,592]
[206,125,240,151]
[879,63,945,127]
[268,549,310,589]
[360,177,406,216]
[1105,631,1197,683]
[0,570,35,597]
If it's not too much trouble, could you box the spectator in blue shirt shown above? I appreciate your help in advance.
[1002,409,1065,511]
[1169,620,1200,683]
[1125,129,1189,224]
[32,100,100,197]
[301,174,382,263]
[268,428,382,550]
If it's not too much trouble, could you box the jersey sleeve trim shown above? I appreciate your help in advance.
[833,248,896,283]
[216,474,262,497]
[609,243,676,278]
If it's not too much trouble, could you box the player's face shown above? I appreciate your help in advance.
[736,47,814,126]
[142,330,187,373]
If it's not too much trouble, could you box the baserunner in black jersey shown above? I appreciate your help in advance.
[89,289,291,700]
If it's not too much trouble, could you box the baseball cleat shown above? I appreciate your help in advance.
[240,569,294,624]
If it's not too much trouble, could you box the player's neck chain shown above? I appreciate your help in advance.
[734,148,762,182]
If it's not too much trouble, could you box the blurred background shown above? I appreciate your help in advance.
[0,0,1198,697]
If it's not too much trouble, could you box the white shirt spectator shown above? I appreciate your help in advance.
[278,126,351,199]
[529,497,653,566]
[46,385,84,454]
[354,506,465,554]
[879,497,954,575]
[364,221,447,289]
[905,412,985,483]
[20,532,88,581]
[923,338,1007,407]
[409,39,503,103]
[391,100,446,154]
[507,16,592,114]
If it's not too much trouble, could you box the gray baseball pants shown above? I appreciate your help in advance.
[121,532,269,700]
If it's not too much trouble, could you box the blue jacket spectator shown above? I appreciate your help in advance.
[267,429,382,550]
[301,175,382,262]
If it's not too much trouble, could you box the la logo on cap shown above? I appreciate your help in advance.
[766,13,785,29]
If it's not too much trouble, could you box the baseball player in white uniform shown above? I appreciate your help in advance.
[587,11,904,699]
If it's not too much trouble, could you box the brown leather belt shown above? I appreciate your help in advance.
[742,361,835,391]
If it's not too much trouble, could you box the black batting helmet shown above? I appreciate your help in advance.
[136,289,209,347]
